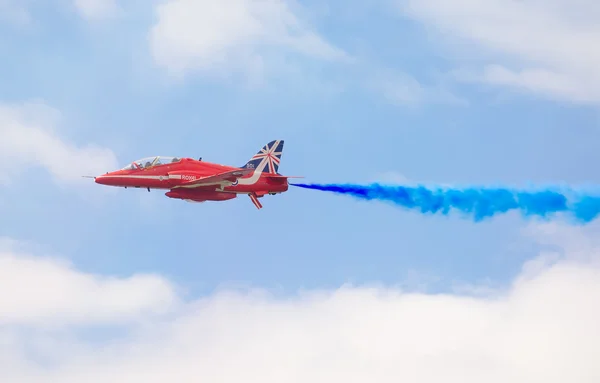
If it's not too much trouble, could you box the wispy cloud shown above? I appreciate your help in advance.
[0,0,31,25]
[0,101,118,184]
[73,0,121,20]
[395,0,600,105]
[368,69,468,107]
[148,0,348,82]
[0,0,122,25]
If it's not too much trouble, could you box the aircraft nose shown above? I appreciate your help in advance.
[95,175,108,185]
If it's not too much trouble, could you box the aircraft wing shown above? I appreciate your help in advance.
[173,168,254,188]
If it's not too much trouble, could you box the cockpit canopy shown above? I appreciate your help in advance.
[120,156,181,170]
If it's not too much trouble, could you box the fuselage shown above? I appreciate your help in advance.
[94,157,289,195]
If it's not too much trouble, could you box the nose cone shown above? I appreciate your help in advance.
[94,174,111,185]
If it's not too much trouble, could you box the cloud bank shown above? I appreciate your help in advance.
[0,248,178,327]
[2,222,600,382]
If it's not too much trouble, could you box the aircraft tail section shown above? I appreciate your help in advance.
[241,140,284,174]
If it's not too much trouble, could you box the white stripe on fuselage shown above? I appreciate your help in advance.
[237,159,267,185]
[100,175,165,180]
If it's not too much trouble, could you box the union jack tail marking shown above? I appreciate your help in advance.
[241,140,284,174]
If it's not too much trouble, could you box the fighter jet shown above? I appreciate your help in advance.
[91,140,300,209]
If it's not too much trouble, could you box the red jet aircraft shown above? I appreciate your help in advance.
[92,140,297,209]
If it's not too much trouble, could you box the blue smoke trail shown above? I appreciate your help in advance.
[290,183,600,223]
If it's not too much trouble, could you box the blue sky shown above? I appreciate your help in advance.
[1,0,600,381]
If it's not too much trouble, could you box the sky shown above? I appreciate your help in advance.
[1,0,600,381]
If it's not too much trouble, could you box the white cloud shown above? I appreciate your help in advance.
[0,238,178,327]
[2,224,600,381]
[73,0,120,20]
[0,101,118,184]
[148,0,347,80]
[396,0,600,105]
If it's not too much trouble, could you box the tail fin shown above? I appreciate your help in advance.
[241,140,284,174]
